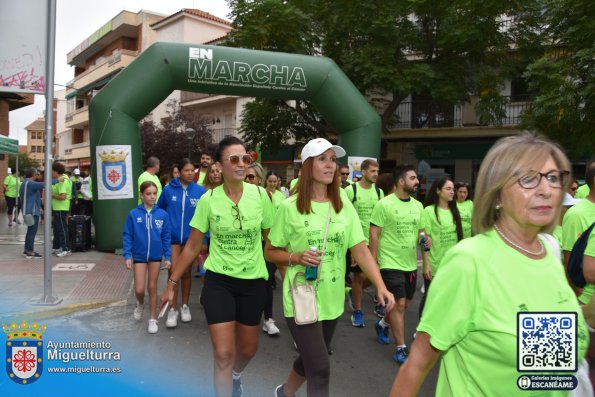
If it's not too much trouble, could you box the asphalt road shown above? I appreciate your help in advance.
[43,272,438,397]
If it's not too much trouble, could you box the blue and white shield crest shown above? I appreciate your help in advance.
[102,161,127,191]
[6,340,43,384]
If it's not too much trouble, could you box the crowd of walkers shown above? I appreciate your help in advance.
[117,133,593,396]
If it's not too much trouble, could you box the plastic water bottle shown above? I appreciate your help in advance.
[305,246,319,281]
[420,232,430,252]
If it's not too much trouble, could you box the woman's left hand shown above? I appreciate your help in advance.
[376,288,396,314]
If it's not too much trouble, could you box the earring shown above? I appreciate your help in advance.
[495,204,502,210]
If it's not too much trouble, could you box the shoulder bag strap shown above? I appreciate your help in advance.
[315,204,333,284]
[23,181,28,214]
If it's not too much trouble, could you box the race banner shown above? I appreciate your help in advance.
[96,145,132,200]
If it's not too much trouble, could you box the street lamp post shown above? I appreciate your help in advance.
[185,128,196,160]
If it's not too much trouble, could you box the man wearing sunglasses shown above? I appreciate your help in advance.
[339,164,352,189]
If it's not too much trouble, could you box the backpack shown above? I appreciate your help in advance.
[568,222,595,288]
[351,183,381,203]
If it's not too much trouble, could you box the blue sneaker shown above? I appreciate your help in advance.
[373,304,385,318]
[351,310,365,328]
[374,320,390,345]
[393,347,408,364]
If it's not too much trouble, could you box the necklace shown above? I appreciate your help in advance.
[493,224,544,256]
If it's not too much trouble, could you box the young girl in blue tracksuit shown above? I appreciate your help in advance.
[123,181,171,334]
[157,158,206,328]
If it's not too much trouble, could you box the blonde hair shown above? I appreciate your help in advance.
[473,133,571,235]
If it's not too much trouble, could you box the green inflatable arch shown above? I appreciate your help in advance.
[90,42,380,250]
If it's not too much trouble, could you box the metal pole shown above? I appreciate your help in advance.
[37,0,61,305]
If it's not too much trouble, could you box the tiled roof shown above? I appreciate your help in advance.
[154,8,231,27]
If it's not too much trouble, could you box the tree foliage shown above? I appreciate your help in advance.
[225,0,528,150]
[139,99,215,174]
[522,0,595,157]
[8,153,39,172]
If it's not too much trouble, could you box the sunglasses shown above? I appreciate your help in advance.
[227,154,253,165]
[231,204,242,230]
[245,174,256,180]
[341,172,350,176]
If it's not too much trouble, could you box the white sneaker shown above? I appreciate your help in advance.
[56,250,71,257]
[147,319,158,334]
[52,248,62,255]
[165,309,178,328]
[262,318,281,336]
[180,304,191,323]
[133,304,144,320]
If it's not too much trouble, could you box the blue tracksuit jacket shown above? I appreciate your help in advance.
[122,204,171,262]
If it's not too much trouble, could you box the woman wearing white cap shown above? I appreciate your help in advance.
[265,138,395,397]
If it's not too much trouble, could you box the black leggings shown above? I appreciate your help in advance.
[286,318,339,397]
[264,261,277,319]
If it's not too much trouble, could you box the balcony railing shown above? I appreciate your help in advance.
[390,96,531,129]
[210,128,236,143]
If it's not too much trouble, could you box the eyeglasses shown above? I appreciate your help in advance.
[226,154,253,165]
[517,170,568,189]
[231,204,242,230]
[340,172,350,176]
[569,186,578,192]
[245,174,256,180]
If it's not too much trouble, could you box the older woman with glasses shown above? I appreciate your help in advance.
[161,136,274,397]
[391,134,590,396]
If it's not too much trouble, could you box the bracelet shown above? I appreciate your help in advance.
[168,279,178,286]
[288,253,294,267]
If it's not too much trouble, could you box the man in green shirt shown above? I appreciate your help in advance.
[193,151,213,185]
[369,164,428,364]
[562,160,595,301]
[138,156,162,204]
[339,164,352,188]
[3,168,20,226]
[344,159,384,327]
[51,162,72,257]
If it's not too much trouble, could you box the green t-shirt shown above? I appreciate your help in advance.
[138,171,162,204]
[3,175,19,198]
[418,230,589,397]
[370,195,425,271]
[70,176,83,199]
[197,170,207,185]
[271,189,285,210]
[268,195,365,320]
[552,225,563,246]
[562,198,595,304]
[51,174,71,211]
[344,183,384,244]
[575,184,590,199]
[289,178,299,191]
[455,200,473,239]
[422,205,459,275]
[189,182,273,280]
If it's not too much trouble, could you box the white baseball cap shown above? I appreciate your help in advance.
[563,192,580,207]
[7,167,12,174]
[301,138,346,163]
[74,168,81,175]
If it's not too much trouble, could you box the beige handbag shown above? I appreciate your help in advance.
[290,205,331,325]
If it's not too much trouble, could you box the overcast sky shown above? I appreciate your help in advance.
[8,0,231,144]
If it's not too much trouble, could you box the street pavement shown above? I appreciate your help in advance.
[0,218,438,396]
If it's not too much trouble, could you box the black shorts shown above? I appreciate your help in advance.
[380,269,417,301]
[6,196,16,213]
[133,258,162,264]
[201,270,266,326]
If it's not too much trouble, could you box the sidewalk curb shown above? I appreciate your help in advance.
[0,299,127,324]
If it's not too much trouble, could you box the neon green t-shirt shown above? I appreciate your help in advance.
[138,171,162,204]
[562,198,595,304]
[271,189,285,210]
[189,182,273,280]
[289,178,299,191]
[3,175,19,198]
[197,170,207,185]
[370,194,425,271]
[422,205,459,275]
[575,184,590,199]
[418,230,589,397]
[552,225,563,246]
[456,200,473,238]
[344,183,384,244]
[51,174,71,211]
[268,195,364,320]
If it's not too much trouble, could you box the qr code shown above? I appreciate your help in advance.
[517,312,577,372]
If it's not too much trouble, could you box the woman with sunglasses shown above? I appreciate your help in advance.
[391,134,589,396]
[265,138,395,397]
[454,181,473,238]
[160,136,273,397]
